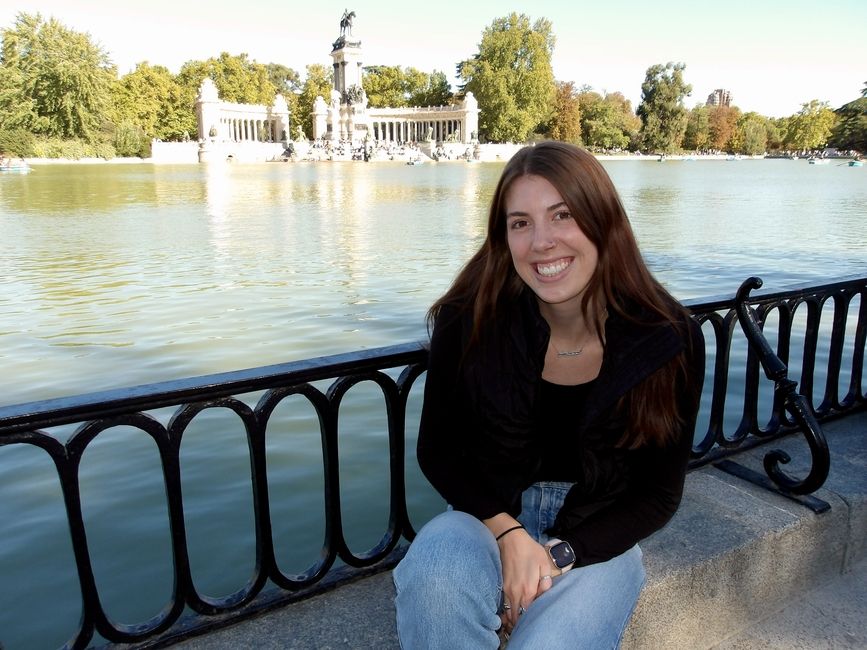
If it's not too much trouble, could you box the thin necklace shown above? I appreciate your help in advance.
[550,340,584,357]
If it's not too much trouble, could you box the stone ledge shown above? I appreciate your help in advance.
[170,411,866,650]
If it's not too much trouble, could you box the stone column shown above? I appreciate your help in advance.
[195,78,222,141]
[463,92,479,143]
[312,96,328,141]
[272,93,290,143]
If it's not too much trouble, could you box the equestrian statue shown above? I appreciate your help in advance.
[340,9,356,37]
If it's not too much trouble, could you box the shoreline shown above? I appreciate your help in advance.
[22,152,773,165]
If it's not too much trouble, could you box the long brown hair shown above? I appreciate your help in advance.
[430,141,694,447]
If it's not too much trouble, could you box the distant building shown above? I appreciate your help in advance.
[707,89,733,107]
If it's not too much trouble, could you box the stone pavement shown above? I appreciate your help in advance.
[712,555,867,649]
[169,410,866,649]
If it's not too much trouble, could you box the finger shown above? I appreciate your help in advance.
[537,573,554,597]
[503,594,517,628]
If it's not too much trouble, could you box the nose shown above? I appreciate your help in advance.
[531,221,555,251]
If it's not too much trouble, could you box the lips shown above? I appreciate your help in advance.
[535,258,572,277]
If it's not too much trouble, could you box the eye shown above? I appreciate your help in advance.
[553,210,572,221]
[507,218,529,230]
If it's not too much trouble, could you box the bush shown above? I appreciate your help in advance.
[30,137,116,160]
[113,122,150,158]
[0,128,36,157]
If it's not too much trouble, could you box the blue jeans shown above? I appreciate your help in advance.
[393,482,645,649]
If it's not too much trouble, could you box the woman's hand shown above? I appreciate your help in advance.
[487,519,558,633]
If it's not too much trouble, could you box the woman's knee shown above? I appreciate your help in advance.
[394,510,500,600]
[397,512,496,574]
[394,511,503,643]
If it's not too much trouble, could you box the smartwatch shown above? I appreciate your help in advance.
[546,540,576,572]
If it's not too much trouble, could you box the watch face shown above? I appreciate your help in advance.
[550,541,575,568]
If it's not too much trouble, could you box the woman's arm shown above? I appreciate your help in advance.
[416,305,516,520]
[556,318,705,566]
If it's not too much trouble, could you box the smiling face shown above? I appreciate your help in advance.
[504,174,599,310]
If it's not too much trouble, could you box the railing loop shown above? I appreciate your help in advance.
[735,277,831,494]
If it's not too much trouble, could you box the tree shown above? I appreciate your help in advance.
[0,12,115,141]
[683,105,710,151]
[546,81,581,144]
[708,105,740,152]
[578,89,639,150]
[458,13,556,142]
[731,112,769,155]
[176,52,276,106]
[297,63,333,138]
[784,100,837,151]
[768,117,788,151]
[111,62,178,139]
[265,63,301,96]
[828,84,867,153]
[408,70,453,107]
[363,65,410,107]
[636,62,692,153]
[362,66,452,108]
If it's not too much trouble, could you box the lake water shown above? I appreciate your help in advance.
[0,158,865,648]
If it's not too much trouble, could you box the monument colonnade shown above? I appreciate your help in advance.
[195,78,291,145]
[187,10,480,162]
[316,102,477,145]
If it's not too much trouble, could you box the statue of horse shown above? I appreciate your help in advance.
[340,9,356,36]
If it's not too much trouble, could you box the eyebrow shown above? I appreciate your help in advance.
[506,201,569,218]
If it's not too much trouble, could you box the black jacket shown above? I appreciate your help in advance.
[417,290,705,567]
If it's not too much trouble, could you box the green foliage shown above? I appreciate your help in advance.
[828,86,867,153]
[578,90,639,150]
[31,136,116,159]
[731,112,769,155]
[113,121,151,157]
[364,65,410,107]
[458,13,556,142]
[266,63,301,95]
[0,126,35,156]
[637,62,692,153]
[0,12,115,141]
[410,70,453,107]
[176,52,276,105]
[768,117,787,150]
[784,99,837,151]
[297,64,333,138]
[363,66,451,108]
[111,62,178,139]
[683,105,710,151]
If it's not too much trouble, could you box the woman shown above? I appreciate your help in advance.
[393,142,705,648]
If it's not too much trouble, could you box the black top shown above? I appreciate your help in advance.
[417,290,706,567]
[536,379,596,482]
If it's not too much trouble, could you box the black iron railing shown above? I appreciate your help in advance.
[0,276,864,649]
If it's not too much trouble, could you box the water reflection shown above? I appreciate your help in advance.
[1,160,866,405]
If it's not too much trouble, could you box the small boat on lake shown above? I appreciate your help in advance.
[0,160,31,173]
[849,160,863,167]
[807,157,828,165]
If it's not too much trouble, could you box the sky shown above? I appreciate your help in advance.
[1,0,865,118]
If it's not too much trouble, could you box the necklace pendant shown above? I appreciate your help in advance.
[557,349,583,357]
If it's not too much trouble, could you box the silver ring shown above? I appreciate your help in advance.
[540,575,552,581]
[503,603,511,610]
[518,606,526,615]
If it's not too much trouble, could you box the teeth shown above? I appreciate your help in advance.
[537,260,570,277]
